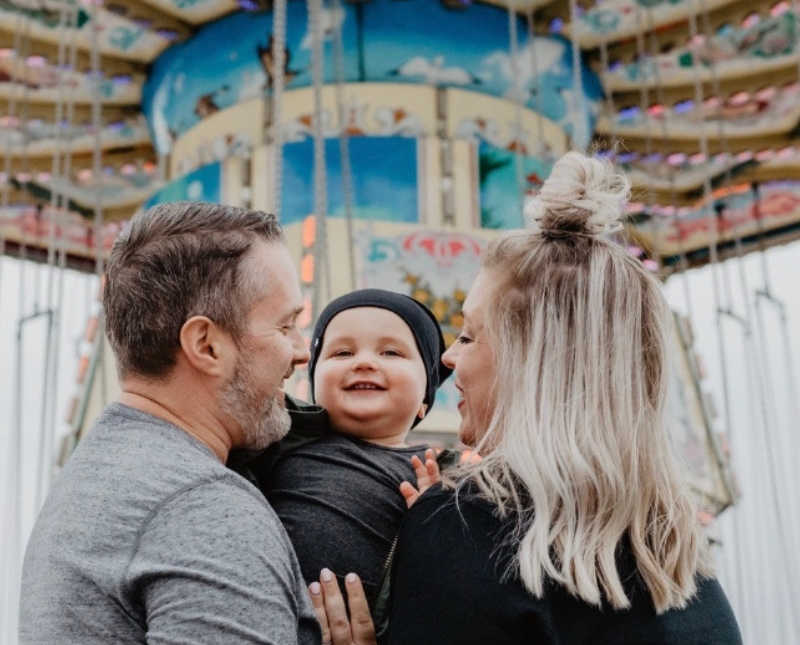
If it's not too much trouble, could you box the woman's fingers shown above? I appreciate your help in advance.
[308,581,331,644]
[344,573,376,645]
[313,569,377,645]
[319,568,352,644]
[399,480,420,508]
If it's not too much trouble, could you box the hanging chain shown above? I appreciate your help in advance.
[270,0,287,218]
[331,0,356,290]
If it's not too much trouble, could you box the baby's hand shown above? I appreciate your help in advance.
[399,448,440,508]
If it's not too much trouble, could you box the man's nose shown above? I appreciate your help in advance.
[291,329,310,365]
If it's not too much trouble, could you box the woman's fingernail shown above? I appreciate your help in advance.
[321,568,333,582]
[345,572,358,584]
[309,582,321,595]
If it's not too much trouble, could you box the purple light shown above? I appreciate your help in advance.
[156,29,179,42]
[549,18,564,34]
[619,106,641,121]
[617,152,639,164]
[674,100,695,114]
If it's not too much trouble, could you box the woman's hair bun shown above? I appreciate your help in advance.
[524,151,630,238]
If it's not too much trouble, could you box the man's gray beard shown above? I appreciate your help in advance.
[219,356,291,451]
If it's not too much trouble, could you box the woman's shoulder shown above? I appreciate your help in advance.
[404,480,509,538]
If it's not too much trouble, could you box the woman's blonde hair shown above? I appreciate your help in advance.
[454,151,711,613]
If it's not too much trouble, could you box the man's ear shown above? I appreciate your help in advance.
[179,315,232,377]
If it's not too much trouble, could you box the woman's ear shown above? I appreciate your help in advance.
[417,403,428,420]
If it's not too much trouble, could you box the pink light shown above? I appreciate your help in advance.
[626,202,645,213]
[647,104,666,117]
[728,91,750,106]
[77,169,93,182]
[755,86,777,101]
[26,55,47,68]
[736,150,754,162]
[713,153,730,164]
[0,48,14,59]
[36,172,51,182]
[689,153,707,165]
[755,149,774,161]
[643,259,659,272]
[667,153,687,166]
[777,146,796,159]
[121,163,137,175]
[627,245,643,257]
[741,13,760,29]
[0,116,20,128]
[703,96,721,110]
[770,1,790,16]
[16,172,31,182]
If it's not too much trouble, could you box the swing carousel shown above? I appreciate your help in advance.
[2,1,799,642]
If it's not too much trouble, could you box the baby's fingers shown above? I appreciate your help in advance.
[399,480,421,508]
[410,454,426,479]
[424,455,441,483]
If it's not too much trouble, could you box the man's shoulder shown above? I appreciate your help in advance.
[144,471,280,537]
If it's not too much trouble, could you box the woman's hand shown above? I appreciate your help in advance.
[308,569,376,645]
[399,448,441,508]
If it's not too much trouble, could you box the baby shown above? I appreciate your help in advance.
[249,289,451,612]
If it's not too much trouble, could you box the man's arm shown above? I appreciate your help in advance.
[126,478,320,645]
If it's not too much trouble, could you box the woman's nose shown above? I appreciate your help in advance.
[442,344,457,369]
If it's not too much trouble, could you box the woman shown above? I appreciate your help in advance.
[386,152,742,644]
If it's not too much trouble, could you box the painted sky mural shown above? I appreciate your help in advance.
[282,136,418,225]
[143,161,222,209]
[478,140,555,230]
[142,0,603,153]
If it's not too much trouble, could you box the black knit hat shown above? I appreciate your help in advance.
[308,289,452,427]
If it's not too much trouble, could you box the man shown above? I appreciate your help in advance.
[20,202,373,644]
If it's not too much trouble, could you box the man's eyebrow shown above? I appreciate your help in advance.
[280,306,304,322]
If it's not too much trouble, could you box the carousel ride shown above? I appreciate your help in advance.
[2,0,799,642]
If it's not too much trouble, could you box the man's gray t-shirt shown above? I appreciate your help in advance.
[20,402,320,645]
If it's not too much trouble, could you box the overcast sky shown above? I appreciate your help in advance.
[1,241,798,644]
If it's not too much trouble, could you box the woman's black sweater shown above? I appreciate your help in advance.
[387,484,742,645]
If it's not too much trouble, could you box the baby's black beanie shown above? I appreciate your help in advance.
[308,288,452,426]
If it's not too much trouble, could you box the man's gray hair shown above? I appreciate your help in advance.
[103,201,283,379]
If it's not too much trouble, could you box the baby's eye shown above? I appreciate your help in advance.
[382,349,403,357]
[331,349,353,357]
